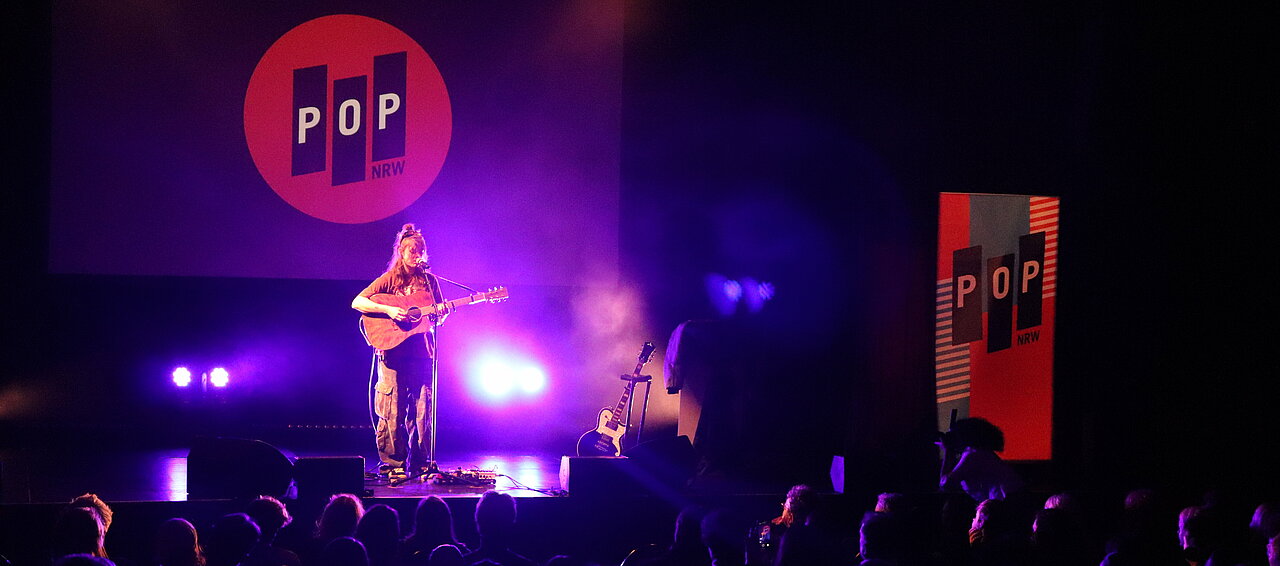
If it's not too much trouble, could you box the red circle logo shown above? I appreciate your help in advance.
[244,15,451,224]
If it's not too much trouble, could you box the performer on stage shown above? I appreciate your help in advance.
[352,224,450,476]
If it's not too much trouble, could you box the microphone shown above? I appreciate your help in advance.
[416,258,431,270]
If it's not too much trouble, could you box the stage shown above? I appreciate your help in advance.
[0,424,803,565]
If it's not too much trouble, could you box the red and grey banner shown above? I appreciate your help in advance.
[936,193,1059,460]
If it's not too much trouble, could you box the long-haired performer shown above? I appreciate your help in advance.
[351,224,450,476]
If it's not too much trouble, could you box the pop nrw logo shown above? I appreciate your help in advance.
[245,15,452,224]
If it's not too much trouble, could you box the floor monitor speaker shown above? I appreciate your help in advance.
[187,436,293,500]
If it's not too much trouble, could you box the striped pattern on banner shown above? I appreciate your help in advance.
[935,279,972,402]
[1029,197,1059,298]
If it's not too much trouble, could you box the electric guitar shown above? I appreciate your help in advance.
[576,342,656,457]
[359,287,509,350]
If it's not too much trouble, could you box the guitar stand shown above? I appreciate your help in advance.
[620,373,653,453]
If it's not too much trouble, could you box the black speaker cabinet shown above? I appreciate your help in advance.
[187,437,293,500]
[560,435,696,496]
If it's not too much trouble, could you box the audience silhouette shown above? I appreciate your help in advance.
[205,512,261,566]
[244,495,302,566]
[632,504,711,566]
[321,537,369,566]
[356,504,401,566]
[301,494,366,566]
[402,496,468,565]
[938,418,1025,503]
[51,506,107,561]
[428,544,465,566]
[155,517,206,566]
[461,490,537,566]
[25,463,1280,566]
[699,509,745,566]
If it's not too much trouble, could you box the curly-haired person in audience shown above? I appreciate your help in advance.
[69,494,113,537]
[244,496,301,566]
[937,418,1024,503]
[51,506,107,561]
[302,494,367,566]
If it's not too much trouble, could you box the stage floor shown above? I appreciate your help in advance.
[0,425,796,505]
[2,433,570,504]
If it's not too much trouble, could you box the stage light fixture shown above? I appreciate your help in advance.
[172,367,193,387]
[723,279,743,302]
[758,281,775,301]
[209,367,230,387]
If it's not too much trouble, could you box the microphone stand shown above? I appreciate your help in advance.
[433,273,477,293]
[392,270,478,486]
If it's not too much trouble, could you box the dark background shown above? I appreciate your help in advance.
[3,1,1276,501]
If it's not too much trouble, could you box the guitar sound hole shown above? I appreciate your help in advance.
[405,307,422,323]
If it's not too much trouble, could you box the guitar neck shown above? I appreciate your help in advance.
[600,342,655,433]
[603,385,631,431]
[440,290,489,310]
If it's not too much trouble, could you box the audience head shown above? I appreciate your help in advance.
[1031,506,1083,558]
[1123,488,1157,511]
[68,494,113,533]
[1178,504,1228,564]
[355,504,400,565]
[1268,533,1279,566]
[700,508,745,563]
[52,505,106,558]
[475,490,518,542]
[671,504,709,551]
[1253,503,1280,540]
[969,498,1017,545]
[1042,492,1079,512]
[860,511,907,563]
[204,513,259,566]
[409,495,456,542]
[875,492,906,513]
[778,484,818,527]
[322,536,369,566]
[944,417,1005,452]
[427,543,464,566]
[154,517,205,566]
[245,495,292,542]
[52,555,115,566]
[317,493,366,540]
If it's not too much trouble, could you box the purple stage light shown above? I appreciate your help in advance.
[518,366,546,394]
[209,367,230,387]
[477,359,516,397]
[705,273,739,317]
[172,367,192,387]
[723,279,743,302]
[470,354,548,401]
[758,281,775,301]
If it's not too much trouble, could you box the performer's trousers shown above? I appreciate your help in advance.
[374,352,432,470]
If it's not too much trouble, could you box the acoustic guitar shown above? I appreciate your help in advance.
[359,287,509,350]
[576,342,656,457]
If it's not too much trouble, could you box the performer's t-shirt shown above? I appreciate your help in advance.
[360,271,443,360]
